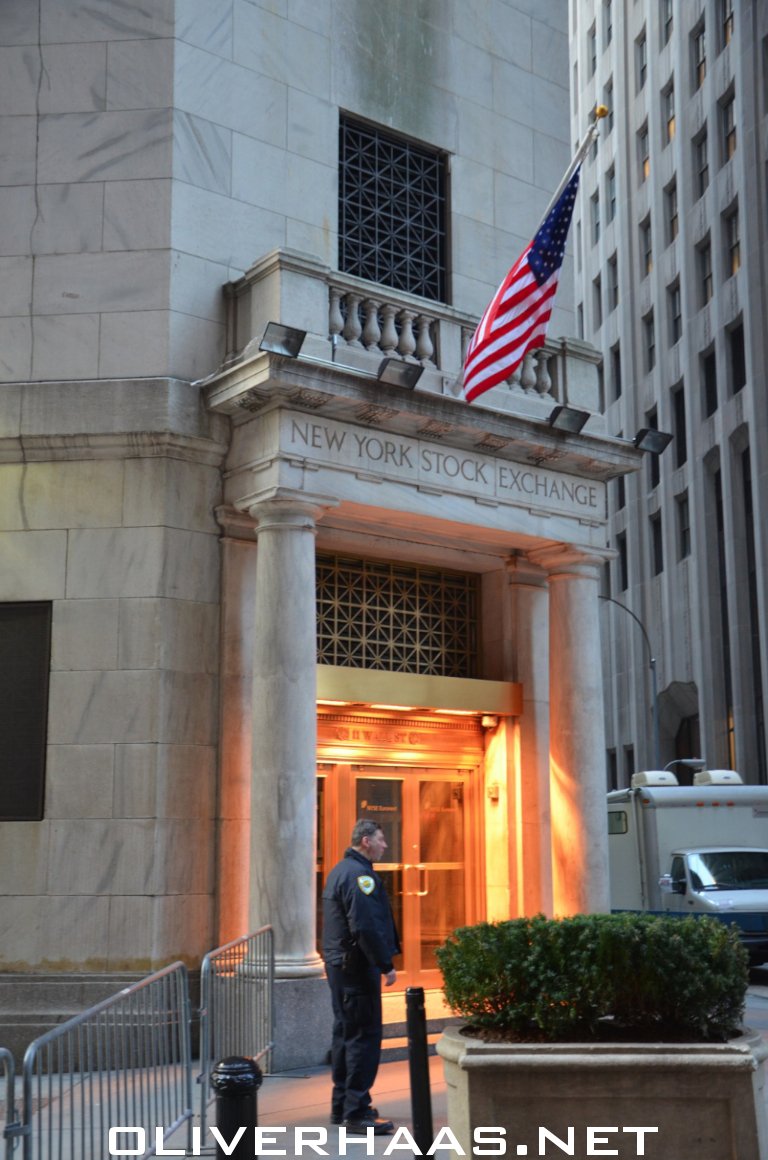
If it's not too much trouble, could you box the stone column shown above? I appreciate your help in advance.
[246,492,327,979]
[529,544,612,916]
[506,557,553,917]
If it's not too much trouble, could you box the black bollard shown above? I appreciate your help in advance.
[405,986,433,1155]
[210,1056,263,1159]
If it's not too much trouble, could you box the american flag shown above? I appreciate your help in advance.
[461,166,581,404]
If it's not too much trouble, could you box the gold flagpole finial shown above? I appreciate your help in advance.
[594,104,609,119]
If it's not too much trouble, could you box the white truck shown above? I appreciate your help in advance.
[607,769,768,964]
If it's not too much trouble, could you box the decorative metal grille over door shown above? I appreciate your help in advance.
[316,556,478,677]
[339,115,448,302]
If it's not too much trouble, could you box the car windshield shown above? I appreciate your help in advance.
[687,851,768,891]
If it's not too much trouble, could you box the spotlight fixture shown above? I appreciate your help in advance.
[548,404,590,434]
[258,321,306,358]
[376,358,424,389]
[258,322,423,389]
[633,427,673,454]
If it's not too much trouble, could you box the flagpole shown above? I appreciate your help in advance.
[539,104,609,221]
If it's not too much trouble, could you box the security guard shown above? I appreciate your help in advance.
[322,819,400,1134]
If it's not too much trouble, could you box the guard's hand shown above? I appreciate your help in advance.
[384,969,397,987]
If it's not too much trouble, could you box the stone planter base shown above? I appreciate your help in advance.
[437,1024,768,1159]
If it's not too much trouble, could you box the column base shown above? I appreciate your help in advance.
[271,975,333,1071]
[274,951,325,979]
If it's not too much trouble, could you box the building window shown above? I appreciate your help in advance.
[660,0,673,46]
[608,254,619,311]
[672,381,687,466]
[591,192,601,244]
[662,82,676,143]
[651,512,664,575]
[604,0,613,48]
[701,346,717,416]
[617,531,628,591]
[607,748,618,791]
[694,130,709,197]
[0,602,52,821]
[677,491,691,559]
[577,303,584,339]
[646,407,660,488]
[606,166,616,222]
[665,180,678,243]
[697,237,713,305]
[589,22,597,76]
[724,205,740,275]
[603,81,615,132]
[339,115,447,302]
[637,30,647,90]
[624,744,635,781]
[719,0,734,51]
[316,555,478,676]
[638,122,650,180]
[593,274,603,328]
[668,280,682,345]
[640,215,652,274]
[692,22,706,89]
[720,91,736,162]
[643,310,656,373]
[728,321,746,393]
[611,342,622,399]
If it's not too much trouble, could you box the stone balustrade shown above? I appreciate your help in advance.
[223,248,602,416]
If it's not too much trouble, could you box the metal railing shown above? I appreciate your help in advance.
[198,926,274,1136]
[15,962,193,1160]
[1,1047,19,1159]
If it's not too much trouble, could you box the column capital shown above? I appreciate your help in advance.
[527,542,615,580]
[505,555,549,589]
[237,486,339,529]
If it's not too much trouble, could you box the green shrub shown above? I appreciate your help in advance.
[436,912,748,1041]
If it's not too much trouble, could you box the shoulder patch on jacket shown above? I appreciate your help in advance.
[357,875,375,895]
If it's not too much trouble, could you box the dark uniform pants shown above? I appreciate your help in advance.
[326,961,383,1121]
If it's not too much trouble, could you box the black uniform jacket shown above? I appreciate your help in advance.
[322,847,401,974]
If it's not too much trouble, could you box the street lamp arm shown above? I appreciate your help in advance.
[598,595,655,663]
[598,594,660,771]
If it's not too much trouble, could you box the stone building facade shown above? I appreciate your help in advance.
[0,0,638,1064]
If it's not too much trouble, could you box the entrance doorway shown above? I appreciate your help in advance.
[317,763,478,988]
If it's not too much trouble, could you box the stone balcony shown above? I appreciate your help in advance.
[219,249,605,432]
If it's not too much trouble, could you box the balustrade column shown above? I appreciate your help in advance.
[529,544,613,916]
[246,494,326,977]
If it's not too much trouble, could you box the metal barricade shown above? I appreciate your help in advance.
[18,962,193,1160]
[198,926,274,1136]
[1,1047,19,1159]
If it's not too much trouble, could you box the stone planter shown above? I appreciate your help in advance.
[437,1024,768,1159]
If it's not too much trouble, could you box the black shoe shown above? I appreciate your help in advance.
[331,1105,377,1126]
[342,1116,394,1135]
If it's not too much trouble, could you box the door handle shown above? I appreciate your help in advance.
[402,864,429,896]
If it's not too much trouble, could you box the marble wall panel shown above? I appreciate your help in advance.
[168,309,226,381]
[39,43,108,113]
[175,0,233,57]
[156,745,216,820]
[173,111,232,197]
[32,250,170,316]
[0,384,22,438]
[106,895,154,969]
[0,255,32,315]
[37,109,172,184]
[51,598,120,671]
[7,460,124,531]
[0,115,37,185]
[171,178,285,269]
[151,819,215,894]
[174,40,288,144]
[47,819,157,895]
[0,530,66,598]
[106,38,174,110]
[158,670,217,745]
[48,670,160,745]
[118,598,219,674]
[289,0,332,37]
[0,823,49,894]
[450,158,495,226]
[150,892,215,962]
[65,528,166,598]
[40,0,175,44]
[0,186,36,256]
[531,17,568,86]
[169,251,230,323]
[160,528,220,603]
[103,179,171,251]
[0,45,38,114]
[0,895,111,970]
[98,310,170,377]
[113,744,158,819]
[234,5,330,99]
[286,90,336,165]
[32,183,106,254]
[492,57,569,140]
[122,457,222,534]
[453,1,532,68]
[19,379,216,440]
[32,313,101,380]
[231,137,336,229]
[493,172,546,241]
[45,744,115,819]
[0,1,38,46]
[285,219,334,266]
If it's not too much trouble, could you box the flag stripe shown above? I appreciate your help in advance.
[461,167,580,405]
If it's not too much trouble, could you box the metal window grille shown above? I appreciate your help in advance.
[316,556,478,677]
[339,116,447,302]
